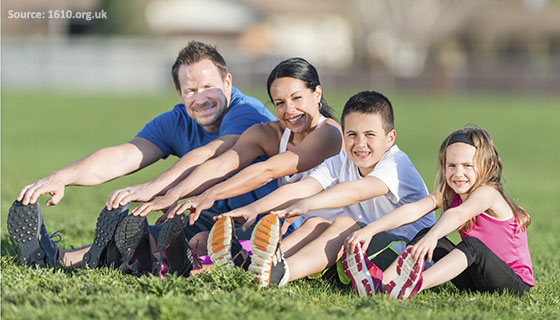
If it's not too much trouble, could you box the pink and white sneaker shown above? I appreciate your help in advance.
[385,247,424,299]
[342,245,383,297]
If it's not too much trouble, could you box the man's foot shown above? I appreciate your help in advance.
[153,214,201,278]
[208,216,251,270]
[342,245,383,297]
[7,200,60,268]
[114,215,153,276]
[385,247,424,299]
[83,206,128,269]
[248,214,289,288]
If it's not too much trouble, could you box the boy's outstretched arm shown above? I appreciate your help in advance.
[344,194,438,252]
[217,177,325,231]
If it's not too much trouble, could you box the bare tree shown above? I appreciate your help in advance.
[352,0,482,77]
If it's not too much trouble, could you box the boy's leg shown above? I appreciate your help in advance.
[280,216,331,258]
[285,216,359,282]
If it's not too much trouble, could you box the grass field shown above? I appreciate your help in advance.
[1,88,559,319]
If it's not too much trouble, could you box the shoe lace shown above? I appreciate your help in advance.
[49,231,62,243]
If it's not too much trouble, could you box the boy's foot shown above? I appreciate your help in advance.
[83,206,128,269]
[114,215,153,276]
[7,200,60,268]
[385,247,424,299]
[248,214,289,288]
[342,245,383,297]
[153,214,201,278]
[208,216,251,270]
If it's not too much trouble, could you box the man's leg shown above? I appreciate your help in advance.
[285,216,359,282]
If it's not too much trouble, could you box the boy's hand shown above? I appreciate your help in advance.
[344,228,374,253]
[216,207,259,232]
[271,200,310,219]
[410,233,438,263]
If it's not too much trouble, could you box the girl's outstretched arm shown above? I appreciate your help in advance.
[344,193,438,252]
[410,186,501,262]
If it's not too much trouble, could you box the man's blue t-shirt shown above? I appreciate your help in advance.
[137,87,277,213]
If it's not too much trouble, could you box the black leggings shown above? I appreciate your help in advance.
[409,228,531,296]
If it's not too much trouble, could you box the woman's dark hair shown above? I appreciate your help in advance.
[266,57,334,119]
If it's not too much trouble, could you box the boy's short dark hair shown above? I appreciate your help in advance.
[341,91,394,133]
[171,41,228,91]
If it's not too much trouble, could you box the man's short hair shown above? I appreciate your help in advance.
[341,91,394,133]
[171,41,228,90]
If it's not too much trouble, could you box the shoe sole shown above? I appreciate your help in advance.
[248,214,281,288]
[114,215,149,274]
[385,247,423,299]
[208,216,234,268]
[154,214,189,277]
[83,206,127,269]
[342,247,382,297]
[7,201,45,267]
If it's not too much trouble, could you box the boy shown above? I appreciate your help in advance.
[214,90,436,287]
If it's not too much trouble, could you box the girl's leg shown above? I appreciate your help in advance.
[280,217,331,258]
[420,248,469,291]
[454,237,531,296]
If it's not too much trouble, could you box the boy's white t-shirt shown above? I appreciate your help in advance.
[309,145,436,241]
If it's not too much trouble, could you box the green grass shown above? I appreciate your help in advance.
[2,88,559,319]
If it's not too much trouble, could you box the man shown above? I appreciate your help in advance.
[8,41,276,271]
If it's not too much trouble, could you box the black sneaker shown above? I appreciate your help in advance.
[153,214,201,278]
[114,215,153,276]
[7,200,60,268]
[248,214,289,288]
[83,205,128,269]
[208,216,251,270]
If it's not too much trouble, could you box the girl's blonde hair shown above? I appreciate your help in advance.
[434,126,531,232]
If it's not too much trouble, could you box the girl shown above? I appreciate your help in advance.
[343,127,534,298]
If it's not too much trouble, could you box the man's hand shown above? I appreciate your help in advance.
[17,175,65,206]
[106,183,158,210]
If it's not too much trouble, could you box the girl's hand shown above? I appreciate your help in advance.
[410,233,438,263]
[344,228,375,253]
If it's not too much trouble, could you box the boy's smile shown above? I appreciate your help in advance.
[343,112,395,177]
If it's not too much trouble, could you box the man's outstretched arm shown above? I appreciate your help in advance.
[17,137,163,206]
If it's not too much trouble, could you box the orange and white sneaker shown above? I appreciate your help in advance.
[208,216,251,270]
[248,214,289,288]
[385,247,424,299]
[342,245,383,297]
